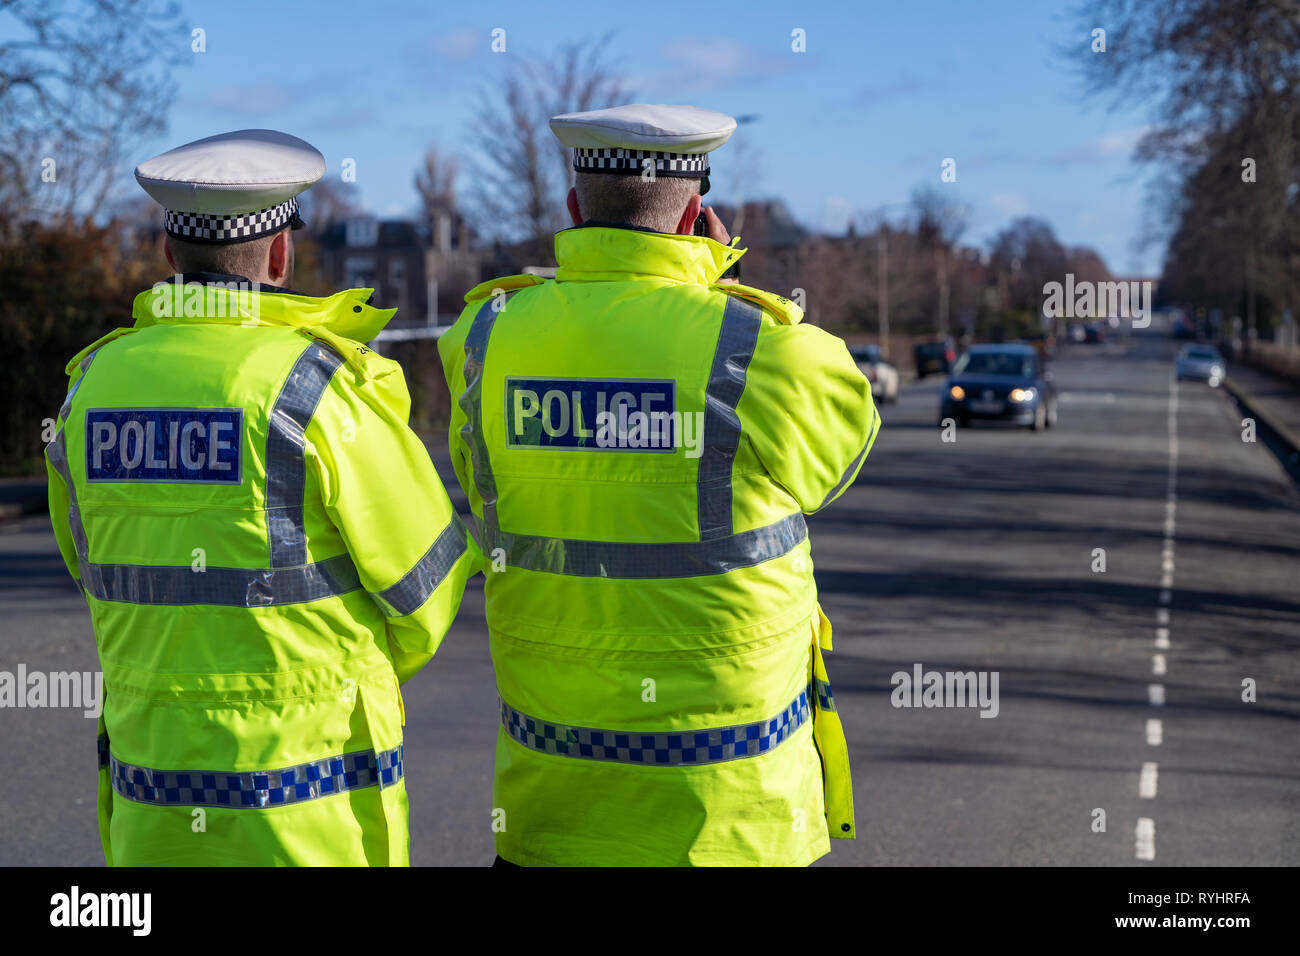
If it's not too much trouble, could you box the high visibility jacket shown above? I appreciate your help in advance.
[438,226,879,866]
[45,277,477,866]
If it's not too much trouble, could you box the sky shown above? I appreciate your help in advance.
[37,0,1167,274]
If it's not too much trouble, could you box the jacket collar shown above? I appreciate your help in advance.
[554,226,745,286]
[130,273,397,341]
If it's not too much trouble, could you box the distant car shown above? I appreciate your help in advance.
[1175,344,1225,387]
[939,343,1058,430]
[1067,323,1086,343]
[914,336,957,379]
[1171,314,1196,339]
[1083,322,1106,344]
[849,344,899,404]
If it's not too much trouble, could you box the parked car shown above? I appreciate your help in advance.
[939,343,1058,430]
[1174,344,1225,387]
[849,344,899,404]
[914,336,957,379]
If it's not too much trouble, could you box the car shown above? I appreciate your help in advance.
[849,344,899,404]
[1175,344,1225,386]
[1083,321,1106,344]
[939,343,1058,430]
[914,336,957,379]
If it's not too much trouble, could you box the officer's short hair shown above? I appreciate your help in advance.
[165,230,284,280]
[575,172,701,234]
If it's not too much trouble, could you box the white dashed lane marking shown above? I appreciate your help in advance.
[1140,762,1160,798]
[1136,377,1179,860]
[1136,818,1156,860]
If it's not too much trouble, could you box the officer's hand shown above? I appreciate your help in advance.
[704,207,740,284]
[703,206,731,244]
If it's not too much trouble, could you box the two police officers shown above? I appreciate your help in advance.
[46,129,476,865]
[438,104,878,865]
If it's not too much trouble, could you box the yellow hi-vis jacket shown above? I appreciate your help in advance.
[45,276,477,866]
[438,226,879,866]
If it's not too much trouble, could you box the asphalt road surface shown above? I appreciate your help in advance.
[2,325,1297,866]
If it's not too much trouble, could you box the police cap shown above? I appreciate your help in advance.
[135,129,325,244]
[549,104,736,195]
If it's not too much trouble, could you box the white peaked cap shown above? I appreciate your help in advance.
[549,104,737,153]
[135,129,325,243]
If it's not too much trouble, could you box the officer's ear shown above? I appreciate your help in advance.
[566,188,583,227]
[163,237,178,273]
[675,193,704,236]
[268,230,292,285]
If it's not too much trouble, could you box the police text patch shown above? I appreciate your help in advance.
[505,378,678,451]
[85,408,243,483]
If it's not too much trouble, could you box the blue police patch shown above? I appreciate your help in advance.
[85,408,243,483]
[505,378,677,451]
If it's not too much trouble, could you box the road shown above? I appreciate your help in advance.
[2,326,1297,866]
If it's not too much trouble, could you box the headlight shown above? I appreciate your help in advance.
[949,385,966,400]
[1010,387,1036,402]
[1211,365,1223,375]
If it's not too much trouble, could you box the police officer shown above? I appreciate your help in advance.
[438,105,879,866]
[45,129,477,866]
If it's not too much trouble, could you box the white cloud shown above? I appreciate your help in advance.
[989,192,1030,216]
[432,27,479,61]
[1048,126,1153,166]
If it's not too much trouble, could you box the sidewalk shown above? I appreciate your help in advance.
[1225,359,1300,450]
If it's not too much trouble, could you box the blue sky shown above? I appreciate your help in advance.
[68,0,1168,273]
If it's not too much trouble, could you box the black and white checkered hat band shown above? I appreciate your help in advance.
[573,148,709,178]
[164,197,299,243]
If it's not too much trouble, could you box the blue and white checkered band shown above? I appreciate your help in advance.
[105,742,404,808]
[573,147,710,178]
[501,685,814,766]
[164,196,299,244]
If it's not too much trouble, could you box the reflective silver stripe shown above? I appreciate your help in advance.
[458,291,801,578]
[52,338,365,607]
[78,552,362,607]
[59,349,100,424]
[459,296,505,548]
[698,296,762,539]
[501,687,811,765]
[108,742,404,808]
[483,511,806,579]
[267,342,344,568]
[373,516,470,617]
[813,401,880,512]
[47,416,92,578]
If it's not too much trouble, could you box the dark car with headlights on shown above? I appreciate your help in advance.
[939,343,1058,430]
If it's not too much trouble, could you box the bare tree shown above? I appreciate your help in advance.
[911,185,970,335]
[299,176,363,233]
[465,36,630,263]
[1073,0,1300,335]
[0,0,183,226]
